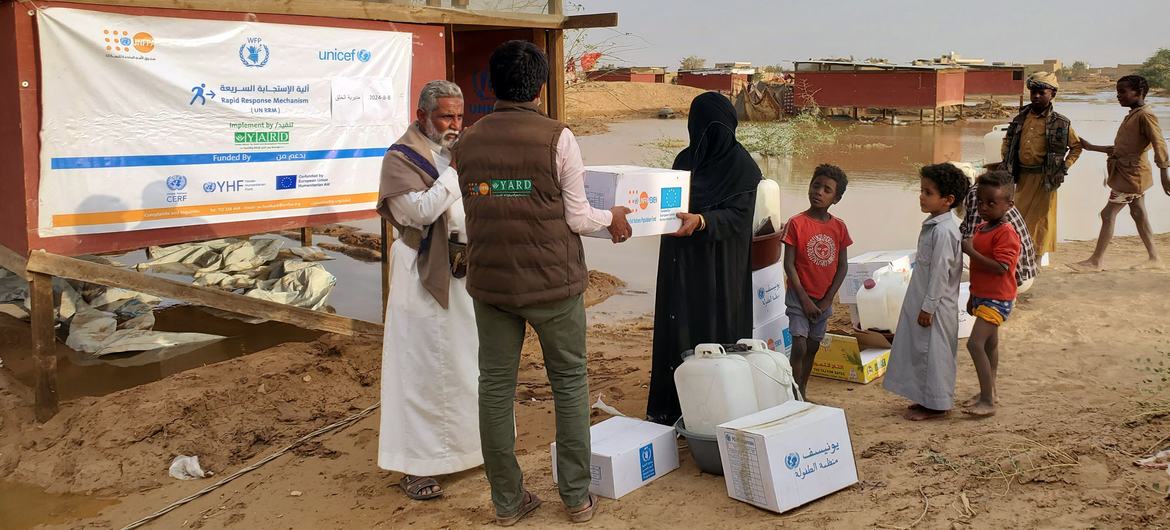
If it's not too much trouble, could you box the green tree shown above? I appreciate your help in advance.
[680,55,706,71]
[1066,60,1090,81]
[1136,48,1170,89]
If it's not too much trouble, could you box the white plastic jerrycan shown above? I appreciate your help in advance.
[856,278,892,331]
[674,343,759,436]
[882,267,911,329]
[736,339,797,409]
[984,124,1010,166]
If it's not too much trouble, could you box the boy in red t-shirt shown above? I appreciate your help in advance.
[782,164,852,398]
[960,170,1022,418]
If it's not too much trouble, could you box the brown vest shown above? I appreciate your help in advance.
[453,100,587,307]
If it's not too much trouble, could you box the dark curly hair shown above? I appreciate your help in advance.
[812,163,848,199]
[976,169,1016,199]
[489,40,548,103]
[920,163,969,210]
[1118,75,1150,98]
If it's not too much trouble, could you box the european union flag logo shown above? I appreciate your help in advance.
[661,187,683,209]
[276,175,297,190]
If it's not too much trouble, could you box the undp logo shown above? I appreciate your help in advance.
[166,175,187,191]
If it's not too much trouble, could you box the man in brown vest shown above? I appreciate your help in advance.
[453,40,631,526]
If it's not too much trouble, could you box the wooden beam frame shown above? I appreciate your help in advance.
[25,251,382,337]
[0,243,29,281]
[562,13,618,29]
[30,271,58,422]
[56,0,569,28]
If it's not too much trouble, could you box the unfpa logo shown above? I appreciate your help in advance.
[103,29,154,53]
[627,189,657,211]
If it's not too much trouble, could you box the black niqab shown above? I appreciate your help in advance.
[672,92,762,212]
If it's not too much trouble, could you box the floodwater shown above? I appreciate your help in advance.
[0,481,117,530]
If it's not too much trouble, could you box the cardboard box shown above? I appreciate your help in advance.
[716,401,858,513]
[583,165,691,238]
[550,417,679,500]
[753,313,793,356]
[839,250,916,304]
[812,332,891,384]
[846,283,974,339]
[752,261,785,327]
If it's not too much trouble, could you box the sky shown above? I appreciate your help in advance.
[571,0,1170,69]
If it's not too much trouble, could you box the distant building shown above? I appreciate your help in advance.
[1098,64,1143,79]
[586,66,666,83]
[1024,59,1063,76]
[677,63,756,96]
[792,60,965,112]
[963,65,1025,97]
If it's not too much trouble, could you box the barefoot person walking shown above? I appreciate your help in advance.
[1073,75,1170,272]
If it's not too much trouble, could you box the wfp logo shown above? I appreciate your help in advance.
[240,37,270,68]
[784,452,801,470]
[318,48,372,62]
[102,29,154,53]
[166,175,187,191]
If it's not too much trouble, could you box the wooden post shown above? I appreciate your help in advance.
[940,106,945,122]
[381,219,392,320]
[959,104,964,119]
[919,109,925,123]
[549,0,564,15]
[29,271,58,422]
[547,29,566,121]
[851,107,858,120]
[300,227,313,247]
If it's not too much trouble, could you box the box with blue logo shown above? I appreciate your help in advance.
[550,416,679,499]
[716,401,857,513]
[751,261,785,328]
[582,165,690,239]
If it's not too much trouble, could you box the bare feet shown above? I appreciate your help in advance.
[1068,259,1104,273]
[962,402,997,418]
[960,393,995,407]
[904,407,947,421]
[1130,259,1165,271]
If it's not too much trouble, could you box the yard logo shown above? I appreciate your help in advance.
[784,452,801,470]
[234,131,290,144]
[103,29,154,55]
[240,37,270,68]
[165,175,187,191]
[489,179,533,198]
[275,175,298,190]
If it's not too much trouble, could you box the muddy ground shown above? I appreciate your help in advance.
[2,234,1170,529]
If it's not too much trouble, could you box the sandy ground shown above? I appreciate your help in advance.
[2,233,1170,529]
[564,82,708,136]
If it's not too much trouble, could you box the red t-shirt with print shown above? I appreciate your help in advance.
[970,221,1021,300]
[781,212,852,300]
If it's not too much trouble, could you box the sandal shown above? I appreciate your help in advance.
[566,493,599,523]
[400,475,443,501]
[496,489,542,527]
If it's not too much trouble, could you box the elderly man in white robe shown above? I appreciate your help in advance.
[376,80,481,500]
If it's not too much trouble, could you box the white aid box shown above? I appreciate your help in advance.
[551,416,679,499]
[716,401,858,513]
[583,165,691,238]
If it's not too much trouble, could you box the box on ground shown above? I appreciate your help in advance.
[839,250,915,304]
[716,401,858,513]
[753,313,793,356]
[812,332,891,384]
[752,261,785,327]
[583,165,690,239]
[551,417,679,500]
[843,282,974,339]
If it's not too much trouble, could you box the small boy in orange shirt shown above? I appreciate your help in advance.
[961,170,1022,417]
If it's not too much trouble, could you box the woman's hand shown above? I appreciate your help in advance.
[669,213,703,237]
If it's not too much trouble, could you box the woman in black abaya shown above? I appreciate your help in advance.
[645,92,762,426]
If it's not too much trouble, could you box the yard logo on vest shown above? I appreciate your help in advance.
[489,179,533,198]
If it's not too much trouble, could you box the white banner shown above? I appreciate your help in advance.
[36,8,413,236]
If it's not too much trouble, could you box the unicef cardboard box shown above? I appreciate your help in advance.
[753,314,793,356]
[716,401,858,513]
[550,416,679,500]
[583,165,691,238]
[752,261,785,328]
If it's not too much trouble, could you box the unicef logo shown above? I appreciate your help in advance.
[203,182,217,193]
[757,288,765,300]
[357,49,371,62]
[784,452,801,470]
[166,175,187,191]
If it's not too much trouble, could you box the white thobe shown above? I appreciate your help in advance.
[377,140,483,476]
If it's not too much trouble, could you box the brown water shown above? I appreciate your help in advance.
[0,481,116,530]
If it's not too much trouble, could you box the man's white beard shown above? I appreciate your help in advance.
[423,120,458,149]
